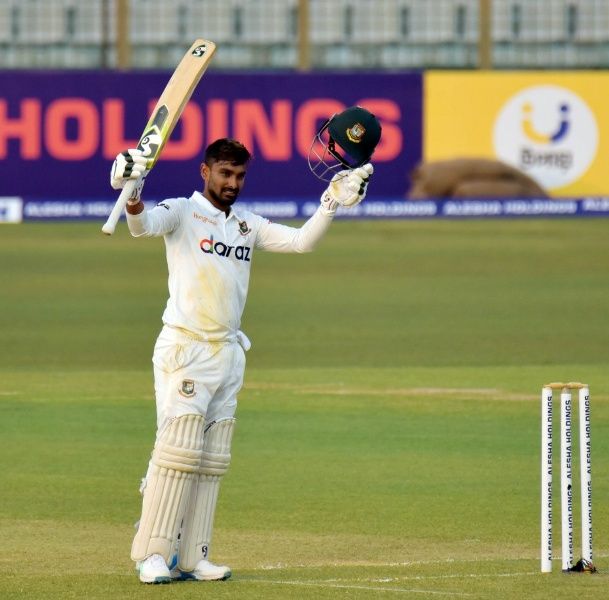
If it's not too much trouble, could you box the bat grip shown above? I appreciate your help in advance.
[102,179,137,235]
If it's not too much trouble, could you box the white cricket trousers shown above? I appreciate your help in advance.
[151,325,246,437]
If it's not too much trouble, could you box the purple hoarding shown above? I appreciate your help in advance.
[0,71,422,203]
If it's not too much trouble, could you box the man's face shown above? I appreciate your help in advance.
[201,160,247,211]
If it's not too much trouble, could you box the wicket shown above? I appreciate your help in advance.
[541,382,596,573]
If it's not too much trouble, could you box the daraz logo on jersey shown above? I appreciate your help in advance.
[199,235,251,262]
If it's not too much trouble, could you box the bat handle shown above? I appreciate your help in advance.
[101,180,137,236]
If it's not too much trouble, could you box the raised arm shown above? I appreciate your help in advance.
[256,164,373,253]
[109,148,180,237]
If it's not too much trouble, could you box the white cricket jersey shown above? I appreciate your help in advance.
[126,191,332,342]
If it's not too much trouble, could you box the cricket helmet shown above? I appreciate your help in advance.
[308,106,382,181]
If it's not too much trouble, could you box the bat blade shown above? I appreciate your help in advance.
[102,39,216,235]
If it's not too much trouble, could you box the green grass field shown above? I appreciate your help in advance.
[1,219,609,599]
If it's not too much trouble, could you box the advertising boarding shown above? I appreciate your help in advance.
[0,71,422,219]
[424,71,609,197]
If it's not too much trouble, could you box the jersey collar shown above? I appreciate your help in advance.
[191,191,243,222]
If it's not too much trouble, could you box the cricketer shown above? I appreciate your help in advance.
[109,106,382,584]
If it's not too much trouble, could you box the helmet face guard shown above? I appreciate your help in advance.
[308,106,382,181]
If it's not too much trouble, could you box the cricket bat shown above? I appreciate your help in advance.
[102,39,216,235]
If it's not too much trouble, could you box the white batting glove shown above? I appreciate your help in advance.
[110,149,148,190]
[320,163,374,215]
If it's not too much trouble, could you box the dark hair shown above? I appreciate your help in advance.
[204,138,251,167]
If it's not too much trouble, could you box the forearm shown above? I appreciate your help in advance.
[257,206,333,253]
[291,206,334,253]
[125,199,154,237]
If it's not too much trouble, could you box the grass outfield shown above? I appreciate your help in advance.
[1,219,609,599]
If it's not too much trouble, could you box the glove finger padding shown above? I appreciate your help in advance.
[110,149,148,190]
[353,164,374,179]
[341,163,373,207]
[353,164,374,195]
[320,163,374,213]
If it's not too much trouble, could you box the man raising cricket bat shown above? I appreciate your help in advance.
[110,106,381,584]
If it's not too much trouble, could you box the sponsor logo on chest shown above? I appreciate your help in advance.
[199,234,251,262]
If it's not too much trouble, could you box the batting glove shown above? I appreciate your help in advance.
[110,149,148,190]
[320,163,374,215]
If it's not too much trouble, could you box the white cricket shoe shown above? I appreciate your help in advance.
[137,554,171,584]
[171,559,232,581]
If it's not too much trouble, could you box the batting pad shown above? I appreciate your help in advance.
[178,418,235,571]
[131,414,205,562]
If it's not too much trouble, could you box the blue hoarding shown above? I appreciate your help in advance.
[0,71,422,203]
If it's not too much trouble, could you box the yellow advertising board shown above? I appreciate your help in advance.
[425,72,609,196]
